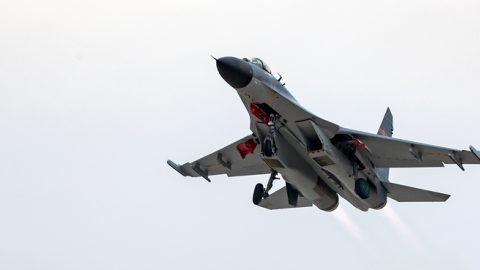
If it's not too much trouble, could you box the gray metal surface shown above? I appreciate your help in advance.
[382,181,450,202]
[258,186,313,210]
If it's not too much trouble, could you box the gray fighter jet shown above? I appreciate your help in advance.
[168,56,480,212]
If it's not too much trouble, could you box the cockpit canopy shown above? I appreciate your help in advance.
[245,57,271,74]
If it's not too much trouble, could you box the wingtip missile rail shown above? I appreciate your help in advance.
[469,146,480,161]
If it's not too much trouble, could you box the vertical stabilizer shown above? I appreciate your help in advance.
[377,107,393,137]
[376,108,393,180]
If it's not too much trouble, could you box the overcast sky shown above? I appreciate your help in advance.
[1,0,480,269]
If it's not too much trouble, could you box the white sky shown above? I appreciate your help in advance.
[1,0,480,269]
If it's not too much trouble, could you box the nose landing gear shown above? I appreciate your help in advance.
[262,114,278,157]
[262,140,274,157]
[252,170,279,205]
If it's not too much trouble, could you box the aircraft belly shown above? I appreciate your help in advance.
[273,131,339,211]
[272,134,320,199]
[279,125,370,211]
[237,79,368,211]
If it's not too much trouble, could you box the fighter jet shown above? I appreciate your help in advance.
[168,56,480,212]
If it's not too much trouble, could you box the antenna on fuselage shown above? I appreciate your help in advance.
[211,55,217,61]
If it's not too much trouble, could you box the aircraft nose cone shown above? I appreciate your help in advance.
[216,57,253,89]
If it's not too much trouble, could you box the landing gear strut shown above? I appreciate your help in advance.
[332,136,371,200]
[262,114,278,157]
[263,170,279,198]
[252,170,279,205]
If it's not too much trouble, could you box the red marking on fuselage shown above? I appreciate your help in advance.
[250,103,269,125]
[237,139,257,159]
[379,129,387,136]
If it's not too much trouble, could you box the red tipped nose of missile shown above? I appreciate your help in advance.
[216,57,253,89]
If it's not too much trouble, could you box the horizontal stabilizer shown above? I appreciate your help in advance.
[382,181,450,202]
[258,186,312,210]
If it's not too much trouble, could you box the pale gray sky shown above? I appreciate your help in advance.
[1,1,480,269]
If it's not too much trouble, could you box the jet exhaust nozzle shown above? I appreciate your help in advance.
[216,57,253,89]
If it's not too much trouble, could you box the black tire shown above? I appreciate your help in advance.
[253,183,264,205]
[263,140,273,157]
[355,178,370,199]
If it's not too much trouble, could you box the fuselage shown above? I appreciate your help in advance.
[216,56,388,212]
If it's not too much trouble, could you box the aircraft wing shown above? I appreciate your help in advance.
[167,134,271,181]
[338,128,480,169]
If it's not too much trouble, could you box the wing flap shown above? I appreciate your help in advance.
[258,186,313,210]
[382,181,450,202]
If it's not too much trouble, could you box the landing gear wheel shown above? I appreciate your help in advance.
[263,140,273,157]
[355,178,370,199]
[253,183,264,205]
